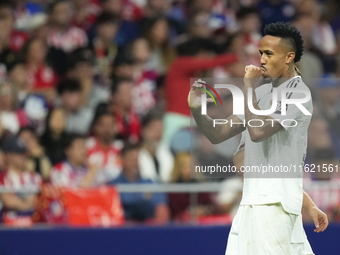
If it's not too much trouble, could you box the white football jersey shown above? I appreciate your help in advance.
[236,76,312,215]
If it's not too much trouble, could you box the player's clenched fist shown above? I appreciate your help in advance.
[187,79,213,109]
[244,65,263,87]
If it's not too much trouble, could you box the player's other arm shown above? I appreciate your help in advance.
[302,191,329,233]
[179,54,238,74]
[188,80,246,144]
[244,65,283,142]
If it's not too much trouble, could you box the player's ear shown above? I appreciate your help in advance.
[285,51,295,64]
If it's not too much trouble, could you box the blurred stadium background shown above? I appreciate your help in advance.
[0,0,339,254]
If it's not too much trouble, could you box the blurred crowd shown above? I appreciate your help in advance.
[0,0,339,226]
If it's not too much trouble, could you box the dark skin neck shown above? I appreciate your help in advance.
[272,64,296,87]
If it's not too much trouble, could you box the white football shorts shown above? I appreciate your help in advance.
[225,203,314,255]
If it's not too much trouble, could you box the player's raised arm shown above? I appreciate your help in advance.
[188,80,246,144]
[243,65,284,142]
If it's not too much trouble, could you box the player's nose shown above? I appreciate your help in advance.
[260,56,266,66]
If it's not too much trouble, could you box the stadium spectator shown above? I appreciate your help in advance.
[128,38,157,116]
[6,58,30,105]
[71,0,101,32]
[27,13,49,41]
[66,48,109,108]
[0,137,41,226]
[56,79,93,135]
[40,107,67,166]
[102,0,143,22]
[0,1,28,53]
[163,38,238,143]
[0,3,20,81]
[186,10,211,40]
[50,133,99,188]
[168,152,215,222]
[315,76,340,135]
[109,143,169,224]
[292,15,324,84]
[187,0,214,14]
[314,76,340,158]
[130,38,150,69]
[91,11,119,87]
[0,117,14,146]
[307,117,334,161]
[100,0,140,46]
[110,78,141,143]
[194,131,235,180]
[111,50,136,80]
[304,148,340,222]
[139,112,173,182]
[0,80,29,135]
[87,111,122,184]
[13,0,44,32]
[143,0,170,19]
[101,0,122,15]
[22,94,49,136]
[18,127,51,181]
[21,37,58,103]
[212,34,248,80]
[297,0,337,59]
[235,7,261,65]
[298,0,338,73]
[143,17,176,75]
[141,0,184,42]
[186,0,236,35]
[257,0,296,31]
[47,1,88,53]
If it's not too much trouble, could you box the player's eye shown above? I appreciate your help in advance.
[267,53,273,56]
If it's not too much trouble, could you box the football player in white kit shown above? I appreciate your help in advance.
[232,132,324,255]
[188,22,329,254]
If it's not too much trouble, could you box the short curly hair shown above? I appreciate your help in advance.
[264,22,304,63]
